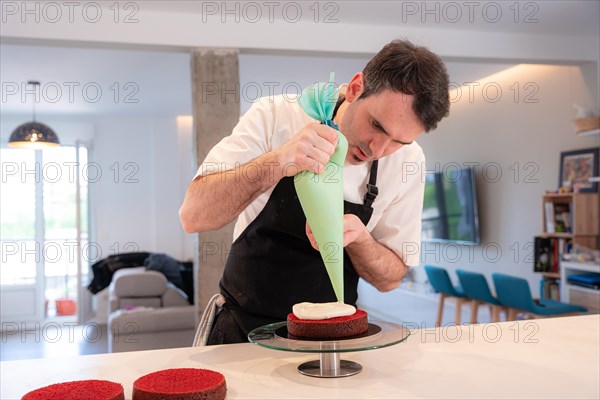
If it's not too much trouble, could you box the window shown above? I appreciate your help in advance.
[1,145,90,318]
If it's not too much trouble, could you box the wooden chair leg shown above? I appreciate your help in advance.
[455,297,463,325]
[436,294,446,327]
[470,300,479,324]
[491,305,500,323]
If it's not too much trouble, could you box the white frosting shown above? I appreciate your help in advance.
[292,302,356,320]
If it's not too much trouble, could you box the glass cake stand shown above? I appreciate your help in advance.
[248,321,410,378]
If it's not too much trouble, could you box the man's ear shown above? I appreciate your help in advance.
[345,72,365,103]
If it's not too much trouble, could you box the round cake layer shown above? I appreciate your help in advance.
[132,368,226,400]
[287,309,368,339]
[22,380,124,400]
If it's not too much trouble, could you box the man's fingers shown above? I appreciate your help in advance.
[305,222,319,250]
[313,123,339,145]
[303,126,337,173]
[295,140,331,174]
[312,133,337,157]
[281,123,340,176]
[342,214,368,246]
[306,147,332,171]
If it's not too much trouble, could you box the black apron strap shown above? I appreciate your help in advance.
[364,160,379,208]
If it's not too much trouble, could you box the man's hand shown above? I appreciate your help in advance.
[305,214,408,292]
[305,214,368,251]
[274,122,338,176]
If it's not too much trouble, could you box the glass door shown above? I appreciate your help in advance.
[0,149,44,323]
[0,145,91,324]
[76,141,93,323]
[42,146,79,320]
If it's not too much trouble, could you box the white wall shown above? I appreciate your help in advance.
[359,64,600,316]
[239,53,370,114]
[1,115,195,264]
[421,64,598,279]
[91,116,194,262]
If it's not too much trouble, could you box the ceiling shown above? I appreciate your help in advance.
[141,0,600,36]
[1,0,597,118]
[0,45,192,118]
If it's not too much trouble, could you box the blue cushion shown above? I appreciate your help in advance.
[492,273,587,315]
[424,265,465,298]
[533,299,588,315]
[456,269,500,305]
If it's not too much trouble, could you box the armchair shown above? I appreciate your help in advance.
[107,267,197,352]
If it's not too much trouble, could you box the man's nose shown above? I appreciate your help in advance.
[369,136,392,159]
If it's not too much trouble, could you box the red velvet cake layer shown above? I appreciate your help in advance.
[22,380,124,400]
[287,309,368,339]
[132,368,226,400]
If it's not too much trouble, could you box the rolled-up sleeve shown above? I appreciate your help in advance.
[195,97,275,178]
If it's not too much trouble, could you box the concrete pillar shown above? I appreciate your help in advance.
[190,49,240,314]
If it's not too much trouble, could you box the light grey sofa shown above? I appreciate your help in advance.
[107,267,197,352]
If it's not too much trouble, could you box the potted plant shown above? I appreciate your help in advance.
[55,274,76,316]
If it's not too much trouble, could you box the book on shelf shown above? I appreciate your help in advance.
[544,202,555,233]
[550,282,560,300]
[540,278,560,300]
[567,280,600,290]
[567,273,600,290]
[534,236,573,273]
[543,201,572,234]
[554,203,572,233]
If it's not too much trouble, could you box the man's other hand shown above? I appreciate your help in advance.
[305,214,368,251]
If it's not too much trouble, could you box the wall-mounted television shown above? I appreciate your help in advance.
[421,166,480,245]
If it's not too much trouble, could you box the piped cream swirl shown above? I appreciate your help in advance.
[292,302,356,320]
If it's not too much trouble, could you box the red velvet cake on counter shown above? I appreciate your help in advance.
[21,380,124,400]
[132,368,226,400]
[287,302,369,339]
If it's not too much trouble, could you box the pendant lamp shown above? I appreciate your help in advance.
[8,81,60,149]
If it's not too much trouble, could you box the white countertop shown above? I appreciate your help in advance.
[2,315,599,399]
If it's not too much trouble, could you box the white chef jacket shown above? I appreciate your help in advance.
[196,94,425,267]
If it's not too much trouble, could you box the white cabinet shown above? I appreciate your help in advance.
[560,261,600,313]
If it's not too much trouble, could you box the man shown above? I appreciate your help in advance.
[180,39,450,344]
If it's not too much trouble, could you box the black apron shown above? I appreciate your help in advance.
[206,159,380,345]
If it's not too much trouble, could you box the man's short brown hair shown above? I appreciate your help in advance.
[361,39,450,132]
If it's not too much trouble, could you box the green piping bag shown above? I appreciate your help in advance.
[295,73,348,302]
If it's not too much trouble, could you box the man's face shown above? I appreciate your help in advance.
[339,89,426,165]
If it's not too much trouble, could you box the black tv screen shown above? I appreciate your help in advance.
[421,166,480,245]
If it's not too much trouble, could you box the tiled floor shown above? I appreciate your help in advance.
[1,321,108,362]
[358,282,496,328]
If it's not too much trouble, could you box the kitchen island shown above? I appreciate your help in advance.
[2,315,598,399]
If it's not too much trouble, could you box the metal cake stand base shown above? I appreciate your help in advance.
[298,341,361,377]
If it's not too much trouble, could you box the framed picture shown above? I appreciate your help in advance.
[559,147,599,192]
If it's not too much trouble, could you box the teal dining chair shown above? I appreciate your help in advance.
[456,269,508,323]
[424,265,470,326]
[492,273,587,319]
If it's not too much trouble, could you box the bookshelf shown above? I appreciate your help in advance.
[560,261,600,314]
[541,193,599,247]
[535,193,599,303]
